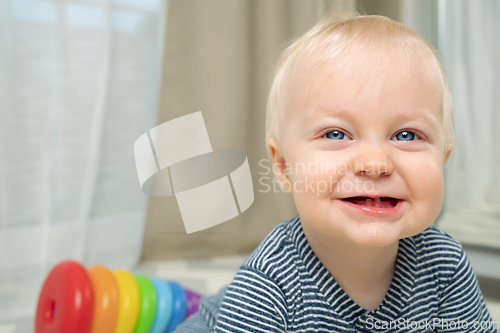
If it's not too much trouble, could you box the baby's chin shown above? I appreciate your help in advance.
[347,220,436,249]
[342,225,403,249]
[346,217,415,249]
[302,214,404,249]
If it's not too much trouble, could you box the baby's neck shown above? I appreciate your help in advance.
[301,222,399,311]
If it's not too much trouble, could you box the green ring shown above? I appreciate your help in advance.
[133,274,158,333]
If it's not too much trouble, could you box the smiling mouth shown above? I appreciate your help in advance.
[340,196,402,208]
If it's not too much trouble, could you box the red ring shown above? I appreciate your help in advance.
[35,260,94,333]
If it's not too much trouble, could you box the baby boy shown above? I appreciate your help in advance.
[175,11,498,333]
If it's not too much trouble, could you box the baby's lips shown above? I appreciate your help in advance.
[338,193,405,201]
[347,197,399,208]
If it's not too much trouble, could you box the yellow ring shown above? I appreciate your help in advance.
[113,270,140,333]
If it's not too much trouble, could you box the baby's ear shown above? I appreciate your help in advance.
[267,138,293,193]
[444,144,453,165]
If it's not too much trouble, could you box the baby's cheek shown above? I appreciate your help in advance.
[291,173,334,198]
[404,157,444,218]
[289,157,344,195]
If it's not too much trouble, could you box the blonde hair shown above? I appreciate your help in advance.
[266,11,455,158]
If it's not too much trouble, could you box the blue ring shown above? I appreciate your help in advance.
[165,281,187,333]
[149,278,173,333]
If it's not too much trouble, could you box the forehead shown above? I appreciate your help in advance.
[287,41,443,128]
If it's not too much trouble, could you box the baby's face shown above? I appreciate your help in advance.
[270,51,451,248]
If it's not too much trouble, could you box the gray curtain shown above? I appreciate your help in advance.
[142,0,355,260]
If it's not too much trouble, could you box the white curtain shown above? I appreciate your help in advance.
[0,0,165,321]
[433,0,500,248]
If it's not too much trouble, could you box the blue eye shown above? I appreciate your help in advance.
[325,130,346,140]
[394,131,416,141]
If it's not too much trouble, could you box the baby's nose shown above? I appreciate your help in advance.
[352,143,393,177]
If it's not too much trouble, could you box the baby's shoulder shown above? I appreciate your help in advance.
[415,225,463,254]
[410,225,466,274]
[240,215,298,277]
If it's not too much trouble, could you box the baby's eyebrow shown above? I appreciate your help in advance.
[306,107,354,121]
[392,111,440,129]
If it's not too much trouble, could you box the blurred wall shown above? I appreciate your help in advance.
[357,0,403,22]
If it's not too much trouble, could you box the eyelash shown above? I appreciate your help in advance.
[318,127,351,139]
[392,129,423,141]
[318,128,424,140]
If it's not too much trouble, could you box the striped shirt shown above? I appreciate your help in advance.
[174,214,499,332]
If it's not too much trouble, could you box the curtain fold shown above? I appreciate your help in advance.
[142,0,356,261]
[0,0,165,321]
[436,0,500,248]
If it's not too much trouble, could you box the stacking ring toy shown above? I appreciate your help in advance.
[149,279,173,333]
[113,270,140,333]
[35,260,204,333]
[88,265,119,333]
[133,275,157,333]
[35,260,94,333]
[184,288,202,318]
[165,281,187,333]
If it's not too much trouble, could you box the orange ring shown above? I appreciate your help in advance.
[88,266,119,333]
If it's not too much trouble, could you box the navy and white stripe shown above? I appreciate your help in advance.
[174,214,498,332]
